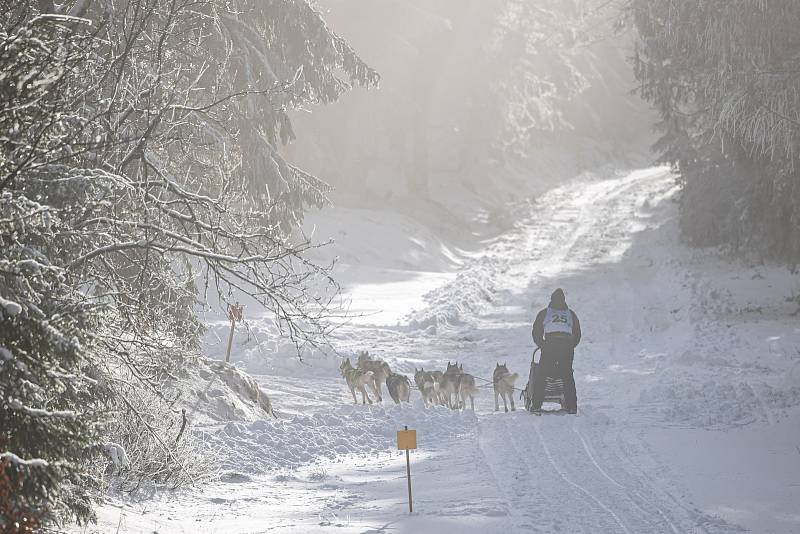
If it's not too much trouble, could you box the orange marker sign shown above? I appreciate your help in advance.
[398,426,416,513]
[397,429,417,450]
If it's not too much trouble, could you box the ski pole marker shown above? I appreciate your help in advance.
[225,302,244,363]
[397,426,416,513]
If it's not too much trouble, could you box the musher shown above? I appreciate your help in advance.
[530,288,581,415]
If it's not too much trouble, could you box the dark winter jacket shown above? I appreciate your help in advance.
[532,292,581,349]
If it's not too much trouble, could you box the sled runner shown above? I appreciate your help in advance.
[520,348,565,412]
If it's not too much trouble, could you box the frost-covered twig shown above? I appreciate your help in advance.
[0,452,49,468]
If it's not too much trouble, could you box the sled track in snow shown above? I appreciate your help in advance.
[573,425,625,489]
[530,421,632,534]
[609,430,747,534]
[487,413,692,534]
[476,412,669,534]
[572,423,682,534]
[477,414,544,531]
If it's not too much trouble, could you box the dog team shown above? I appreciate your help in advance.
[339,350,520,412]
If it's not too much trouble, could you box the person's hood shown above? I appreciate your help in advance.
[549,288,567,309]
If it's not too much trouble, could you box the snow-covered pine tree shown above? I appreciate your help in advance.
[0,9,106,528]
[629,0,800,263]
[0,194,104,530]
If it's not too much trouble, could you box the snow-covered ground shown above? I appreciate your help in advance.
[83,167,800,533]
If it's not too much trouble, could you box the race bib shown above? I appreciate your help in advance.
[543,307,573,335]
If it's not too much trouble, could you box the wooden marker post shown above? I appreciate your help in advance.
[225,302,243,364]
[396,425,417,513]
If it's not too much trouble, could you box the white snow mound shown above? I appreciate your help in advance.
[206,404,476,473]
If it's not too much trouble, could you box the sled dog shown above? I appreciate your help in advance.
[339,358,374,404]
[440,362,478,410]
[493,363,519,412]
[386,372,412,404]
[356,350,391,402]
[439,362,462,409]
[430,370,445,404]
[414,367,440,407]
[457,371,479,411]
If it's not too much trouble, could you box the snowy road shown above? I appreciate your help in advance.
[89,167,800,533]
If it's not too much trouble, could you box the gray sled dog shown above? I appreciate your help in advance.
[492,363,519,412]
[339,358,375,404]
[386,372,412,404]
[356,350,391,402]
[458,371,479,411]
[428,369,446,405]
[430,370,444,387]
[440,362,462,409]
[440,362,479,410]
[413,367,440,407]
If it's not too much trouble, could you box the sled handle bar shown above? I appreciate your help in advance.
[521,347,544,401]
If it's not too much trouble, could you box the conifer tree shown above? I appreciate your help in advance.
[629,0,800,262]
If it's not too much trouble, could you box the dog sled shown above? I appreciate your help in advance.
[520,348,566,412]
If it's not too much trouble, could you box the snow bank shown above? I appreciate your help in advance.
[205,404,476,473]
[408,258,499,331]
[638,379,800,428]
[203,360,274,418]
[402,210,545,331]
[162,357,275,425]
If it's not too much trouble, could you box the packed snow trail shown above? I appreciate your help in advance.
[85,167,800,533]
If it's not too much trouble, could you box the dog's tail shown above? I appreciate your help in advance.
[506,372,519,386]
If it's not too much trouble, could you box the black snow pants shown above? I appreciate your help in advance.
[531,335,577,411]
